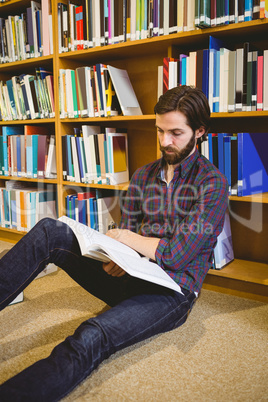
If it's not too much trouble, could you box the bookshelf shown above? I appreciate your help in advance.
[0,1,267,302]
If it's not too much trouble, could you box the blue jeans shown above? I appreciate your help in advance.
[0,218,196,401]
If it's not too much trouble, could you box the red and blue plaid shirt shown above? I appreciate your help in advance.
[120,148,229,294]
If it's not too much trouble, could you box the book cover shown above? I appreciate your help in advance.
[257,53,263,111]
[37,135,50,178]
[200,0,211,27]
[235,47,244,111]
[107,65,142,115]
[58,215,184,294]
[45,135,56,178]
[228,50,236,112]
[237,132,268,196]
[97,195,121,234]
[41,0,51,56]
[107,132,129,184]
[263,50,268,111]
[31,1,41,57]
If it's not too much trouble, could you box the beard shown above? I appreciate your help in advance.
[159,131,196,165]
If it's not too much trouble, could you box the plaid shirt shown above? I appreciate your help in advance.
[120,148,229,294]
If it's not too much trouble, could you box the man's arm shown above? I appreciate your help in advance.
[105,228,160,261]
[102,230,160,277]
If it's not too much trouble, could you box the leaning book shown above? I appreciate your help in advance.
[58,216,183,294]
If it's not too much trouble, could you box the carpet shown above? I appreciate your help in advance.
[0,241,267,401]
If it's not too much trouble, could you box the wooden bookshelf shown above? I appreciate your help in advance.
[204,259,268,303]
[0,1,267,302]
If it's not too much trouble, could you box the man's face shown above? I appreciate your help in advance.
[156,111,198,166]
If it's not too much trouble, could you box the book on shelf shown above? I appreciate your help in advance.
[264,50,268,111]
[58,215,184,294]
[237,132,268,196]
[107,65,142,116]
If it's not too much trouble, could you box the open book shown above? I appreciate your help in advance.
[58,216,183,294]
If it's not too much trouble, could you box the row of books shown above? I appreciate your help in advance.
[0,181,57,232]
[0,0,53,64]
[66,192,121,234]
[0,125,56,179]
[62,126,129,185]
[58,0,268,54]
[196,0,268,28]
[59,64,142,119]
[200,132,268,196]
[159,39,268,113]
[0,68,54,121]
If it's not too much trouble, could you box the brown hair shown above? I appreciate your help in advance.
[154,85,210,142]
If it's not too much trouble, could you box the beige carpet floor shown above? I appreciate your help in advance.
[0,240,267,401]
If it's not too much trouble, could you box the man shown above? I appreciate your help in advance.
[0,85,228,401]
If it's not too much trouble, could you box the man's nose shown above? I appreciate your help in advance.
[161,132,173,147]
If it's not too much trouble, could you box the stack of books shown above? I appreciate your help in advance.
[0,68,54,121]
[59,64,142,118]
[62,126,129,185]
[65,192,121,234]
[200,132,268,197]
[0,125,57,179]
[0,181,57,232]
[159,39,268,113]
[0,0,53,63]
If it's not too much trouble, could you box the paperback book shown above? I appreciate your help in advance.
[58,215,184,294]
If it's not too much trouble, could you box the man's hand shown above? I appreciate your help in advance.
[102,260,126,277]
[105,228,128,242]
[105,228,160,261]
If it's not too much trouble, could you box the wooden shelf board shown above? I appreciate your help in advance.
[207,259,268,286]
[0,226,25,243]
[60,115,156,123]
[0,56,53,72]
[59,111,268,123]
[0,118,55,125]
[211,111,268,118]
[229,193,268,203]
[62,181,130,191]
[0,176,57,184]
[60,182,268,202]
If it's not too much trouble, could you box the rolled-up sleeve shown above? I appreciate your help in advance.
[155,174,228,272]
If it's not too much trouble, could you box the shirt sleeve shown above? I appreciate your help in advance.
[155,173,229,272]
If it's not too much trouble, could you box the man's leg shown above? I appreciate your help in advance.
[0,282,196,402]
[0,217,129,310]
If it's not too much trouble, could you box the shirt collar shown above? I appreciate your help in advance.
[158,147,200,181]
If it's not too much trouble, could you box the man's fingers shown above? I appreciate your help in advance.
[102,261,126,277]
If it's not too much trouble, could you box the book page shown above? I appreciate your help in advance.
[58,216,140,259]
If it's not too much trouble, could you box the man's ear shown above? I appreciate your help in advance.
[195,127,206,139]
